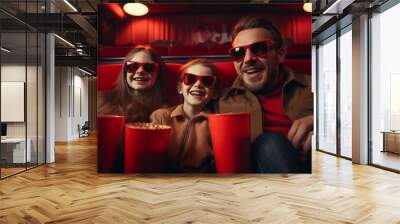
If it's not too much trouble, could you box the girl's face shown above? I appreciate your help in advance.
[125,51,158,91]
[179,64,216,108]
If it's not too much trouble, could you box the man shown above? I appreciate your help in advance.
[217,17,313,173]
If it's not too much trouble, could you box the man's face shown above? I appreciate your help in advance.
[232,28,284,92]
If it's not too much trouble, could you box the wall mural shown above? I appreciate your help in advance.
[97,3,312,174]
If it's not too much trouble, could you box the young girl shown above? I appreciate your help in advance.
[98,46,167,172]
[151,59,220,173]
[98,45,167,122]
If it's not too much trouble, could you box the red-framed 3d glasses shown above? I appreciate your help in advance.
[125,61,158,73]
[229,40,275,62]
[181,73,216,88]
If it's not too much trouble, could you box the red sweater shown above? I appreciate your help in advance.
[257,88,293,137]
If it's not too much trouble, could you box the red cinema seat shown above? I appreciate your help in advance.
[99,46,124,58]
[164,63,182,106]
[98,45,136,58]
[283,59,311,75]
[213,61,237,88]
[97,60,309,96]
[151,46,169,56]
[97,64,122,91]
[97,62,237,105]
[208,44,231,55]
[120,45,136,56]
[170,45,208,56]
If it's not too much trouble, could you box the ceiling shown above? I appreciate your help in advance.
[0,0,392,74]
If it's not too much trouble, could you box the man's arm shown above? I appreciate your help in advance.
[287,115,313,153]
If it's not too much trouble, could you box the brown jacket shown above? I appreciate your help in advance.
[150,105,215,173]
[216,65,313,142]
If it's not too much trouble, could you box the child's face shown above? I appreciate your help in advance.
[125,51,158,91]
[179,64,216,108]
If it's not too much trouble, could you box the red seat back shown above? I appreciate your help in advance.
[213,61,237,88]
[164,63,182,105]
[282,59,311,75]
[97,64,122,90]
[97,60,311,112]
[208,44,231,55]
[98,45,141,58]
[152,46,169,56]
[170,45,208,56]
[97,62,237,106]
[97,60,309,95]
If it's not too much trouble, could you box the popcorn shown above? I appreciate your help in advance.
[126,123,171,130]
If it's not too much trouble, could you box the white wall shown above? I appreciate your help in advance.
[1,63,46,164]
[54,67,89,141]
[1,64,39,137]
[55,66,70,141]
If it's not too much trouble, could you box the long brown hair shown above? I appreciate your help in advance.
[98,45,167,122]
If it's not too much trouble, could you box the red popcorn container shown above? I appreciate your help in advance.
[124,123,171,173]
[97,115,125,173]
[208,112,251,173]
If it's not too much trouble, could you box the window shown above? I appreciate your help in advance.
[317,35,337,154]
[339,28,352,158]
[370,2,400,171]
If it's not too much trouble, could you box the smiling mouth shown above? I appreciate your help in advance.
[189,90,206,97]
[132,76,150,82]
[243,67,264,75]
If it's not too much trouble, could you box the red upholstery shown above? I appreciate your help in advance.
[170,45,208,56]
[283,59,311,75]
[152,46,169,56]
[97,60,309,106]
[164,63,182,106]
[99,46,123,58]
[99,45,137,58]
[97,64,122,91]
[97,62,235,105]
[213,61,237,88]
[99,44,311,58]
[208,44,231,55]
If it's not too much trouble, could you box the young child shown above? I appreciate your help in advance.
[98,46,167,173]
[151,59,219,173]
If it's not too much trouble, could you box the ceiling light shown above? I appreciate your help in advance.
[63,0,78,12]
[54,34,75,48]
[1,47,11,53]
[303,2,313,13]
[123,3,149,16]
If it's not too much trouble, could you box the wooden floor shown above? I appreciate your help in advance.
[372,150,400,171]
[1,167,26,178]
[1,135,400,223]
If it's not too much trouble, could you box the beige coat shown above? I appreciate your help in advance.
[151,105,215,173]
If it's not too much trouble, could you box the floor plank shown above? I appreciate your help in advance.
[1,134,400,223]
